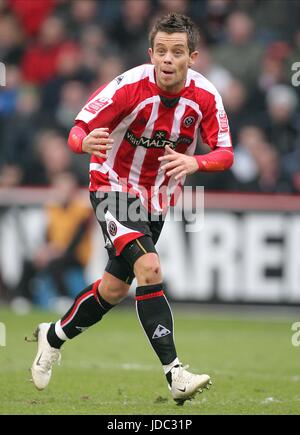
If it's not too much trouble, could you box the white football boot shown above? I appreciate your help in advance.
[30,323,61,390]
[169,365,212,405]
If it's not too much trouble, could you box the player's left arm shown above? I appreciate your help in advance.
[159,92,234,181]
[158,144,234,181]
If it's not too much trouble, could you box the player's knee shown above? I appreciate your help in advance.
[134,253,162,285]
[98,274,129,304]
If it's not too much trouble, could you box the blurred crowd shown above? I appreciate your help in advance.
[0,0,300,194]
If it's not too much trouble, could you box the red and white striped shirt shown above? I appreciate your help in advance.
[74,64,232,213]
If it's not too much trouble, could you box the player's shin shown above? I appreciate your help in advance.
[47,279,114,349]
[135,283,180,381]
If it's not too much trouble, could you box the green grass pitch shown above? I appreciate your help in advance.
[0,304,299,415]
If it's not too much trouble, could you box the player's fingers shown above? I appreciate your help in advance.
[174,170,187,180]
[160,160,179,171]
[165,145,176,154]
[90,128,109,137]
[167,165,185,177]
[83,138,110,154]
[92,151,108,159]
[98,138,114,145]
[158,153,177,162]
[86,138,113,149]
[91,144,112,151]
[91,133,110,139]
[92,128,109,133]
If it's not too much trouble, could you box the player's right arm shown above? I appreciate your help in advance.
[68,122,114,159]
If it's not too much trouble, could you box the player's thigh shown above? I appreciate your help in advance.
[130,219,165,283]
[116,215,165,283]
[90,191,152,257]
[90,191,164,283]
[105,256,135,286]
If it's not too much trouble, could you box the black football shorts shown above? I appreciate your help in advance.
[90,191,165,284]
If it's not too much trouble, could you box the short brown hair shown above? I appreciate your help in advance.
[149,13,200,54]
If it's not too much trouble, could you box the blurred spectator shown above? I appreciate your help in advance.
[41,42,94,118]
[55,80,87,132]
[51,79,92,186]
[149,0,191,41]
[0,165,23,187]
[230,126,281,192]
[158,0,190,15]
[63,0,101,40]
[0,13,24,65]
[198,0,233,44]
[259,57,286,93]
[258,41,291,93]
[80,24,107,52]
[31,128,89,187]
[213,11,264,91]
[193,46,233,96]
[78,25,118,79]
[108,0,152,67]
[79,24,110,59]
[8,0,57,37]
[13,172,92,310]
[263,84,300,155]
[21,15,77,84]
[0,64,22,159]
[96,54,125,86]
[0,64,22,119]
[0,0,7,14]
[282,142,300,194]
[0,86,42,186]
[253,0,300,42]
[30,129,74,185]
[221,79,255,145]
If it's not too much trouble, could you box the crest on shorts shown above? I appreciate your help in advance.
[183,116,195,128]
[108,221,117,237]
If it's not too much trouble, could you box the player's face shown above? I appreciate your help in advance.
[149,32,198,94]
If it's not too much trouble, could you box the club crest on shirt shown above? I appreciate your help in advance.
[183,116,195,128]
[108,221,117,237]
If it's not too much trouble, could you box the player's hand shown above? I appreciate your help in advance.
[158,145,199,180]
[82,127,114,158]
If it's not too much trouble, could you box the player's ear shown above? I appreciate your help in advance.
[188,51,199,67]
[148,48,154,64]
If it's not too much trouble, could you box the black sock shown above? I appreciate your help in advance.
[135,283,177,365]
[47,280,114,348]
[47,323,65,349]
[165,364,181,386]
